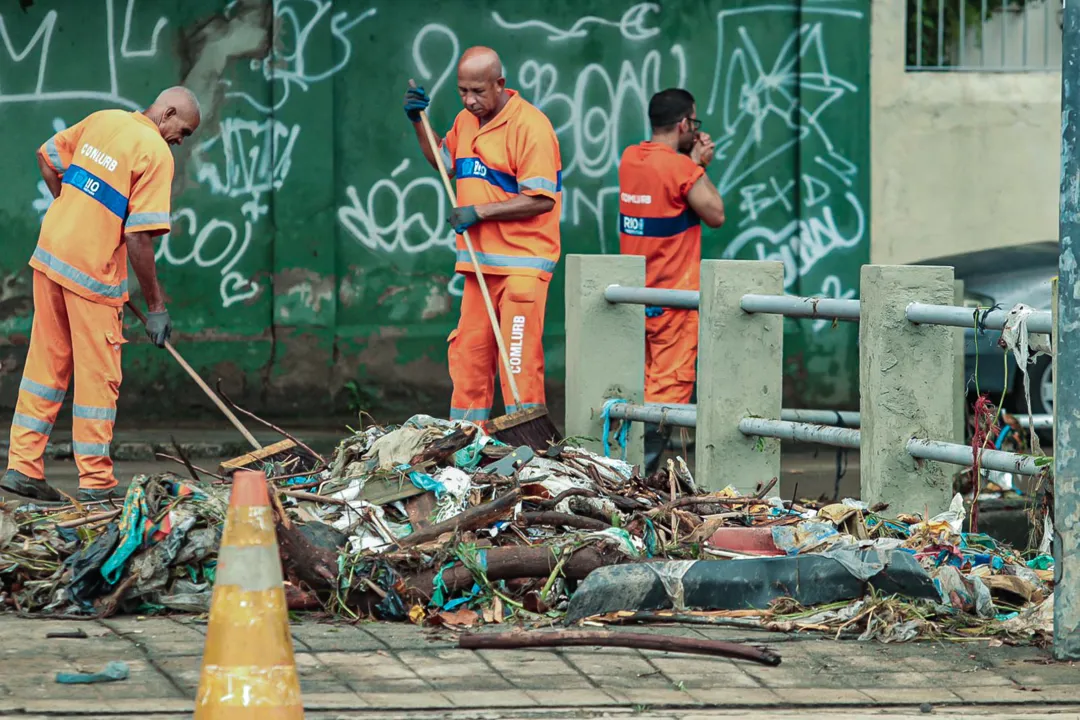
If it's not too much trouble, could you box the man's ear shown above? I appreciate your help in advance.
[497,77,506,91]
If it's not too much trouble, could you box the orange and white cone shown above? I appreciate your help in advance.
[194,469,303,719]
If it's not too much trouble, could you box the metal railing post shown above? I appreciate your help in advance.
[1054,0,1080,659]
[698,259,784,494]
[954,279,967,445]
[564,254,645,467]
[860,264,955,514]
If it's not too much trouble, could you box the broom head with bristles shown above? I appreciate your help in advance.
[488,406,562,452]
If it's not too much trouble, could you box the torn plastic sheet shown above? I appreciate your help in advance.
[934,565,997,618]
[648,560,695,611]
[566,551,939,622]
[1001,303,1053,452]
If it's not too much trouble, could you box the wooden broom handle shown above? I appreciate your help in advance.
[409,78,524,408]
[124,301,262,450]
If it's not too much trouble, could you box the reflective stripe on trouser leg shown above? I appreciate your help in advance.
[644,308,698,405]
[448,273,501,422]
[68,288,123,490]
[497,274,549,413]
[8,271,73,480]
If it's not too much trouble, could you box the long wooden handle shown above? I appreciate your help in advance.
[409,79,524,408]
[124,301,262,451]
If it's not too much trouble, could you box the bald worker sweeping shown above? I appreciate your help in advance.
[404,47,562,424]
[1,87,201,504]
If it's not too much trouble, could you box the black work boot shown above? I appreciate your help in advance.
[0,468,65,503]
[644,422,672,477]
[76,487,122,503]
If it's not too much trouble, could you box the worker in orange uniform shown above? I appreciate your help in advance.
[404,47,562,422]
[1,87,201,504]
[618,88,727,475]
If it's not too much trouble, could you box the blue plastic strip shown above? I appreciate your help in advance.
[73,404,117,421]
[20,377,66,403]
[455,250,558,273]
[619,209,700,238]
[32,247,128,299]
[61,164,128,219]
[12,412,53,435]
[601,398,630,461]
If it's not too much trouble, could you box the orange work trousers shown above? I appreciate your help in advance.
[448,273,549,421]
[645,307,698,405]
[8,270,124,490]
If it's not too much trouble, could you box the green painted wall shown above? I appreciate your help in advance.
[0,0,869,421]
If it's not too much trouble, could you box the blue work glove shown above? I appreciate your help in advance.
[448,206,480,234]
[145,310,172,348]
[404,85,430,122]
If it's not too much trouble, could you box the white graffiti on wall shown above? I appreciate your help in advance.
[723,190,865,289]
[492,7,685,183]
[337,159,456,257]
[193,117,302,221]
[490,3,661,42]
[156,209,259,308]
[226,0,376,114]
[0,0,166,109]
[711,5,865,321]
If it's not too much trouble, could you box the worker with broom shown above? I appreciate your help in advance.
[0,87,201,504]
[403,47,562,428]
[618,88,727,476]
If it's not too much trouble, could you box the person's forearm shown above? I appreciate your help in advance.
[475,195,555,222]
[37,152,62,198]
[126,232,165,312]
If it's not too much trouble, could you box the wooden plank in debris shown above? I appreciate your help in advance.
[219,438,298,472]
[405,492,438,530]
[358,475,428,506]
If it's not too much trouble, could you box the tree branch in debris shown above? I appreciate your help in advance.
[395,488,522,549]
[404,546,620,603]
[458,629,782,667]
[408,426,477,467]
[518,511,610,532]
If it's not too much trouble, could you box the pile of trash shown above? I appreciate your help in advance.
[0,413,1058,643]
[0,473,227,616]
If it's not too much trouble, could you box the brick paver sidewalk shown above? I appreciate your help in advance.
[0,614,1075,718]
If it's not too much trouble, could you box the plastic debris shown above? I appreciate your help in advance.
[55,661,129,684]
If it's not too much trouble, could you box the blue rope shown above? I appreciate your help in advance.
[994,425,1012,449]
[601,398,630,460]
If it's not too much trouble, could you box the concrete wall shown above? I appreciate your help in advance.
[871,1,1061,266]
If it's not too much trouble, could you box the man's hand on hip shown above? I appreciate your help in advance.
[145,310,172,348]
[404,85,430,123]
[449,206,480,234]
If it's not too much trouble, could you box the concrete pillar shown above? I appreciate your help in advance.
[860,264,956,515]
[697,260,784,494]
[564,254,645,467]
[954,279,967,445]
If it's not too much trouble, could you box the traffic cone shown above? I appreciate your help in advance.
[194,469,303,719]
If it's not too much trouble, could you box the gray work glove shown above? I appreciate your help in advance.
[145,310,172,348]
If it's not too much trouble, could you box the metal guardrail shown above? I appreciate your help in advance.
[598,286,1051,482]
[603,285,699,310]
[906,302,1053,334]
[740,294,861,322]
[738,418,862,449]
[907,438,1047,476]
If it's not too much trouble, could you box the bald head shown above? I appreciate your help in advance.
[456,47,509,122]
[145,86,201,147]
